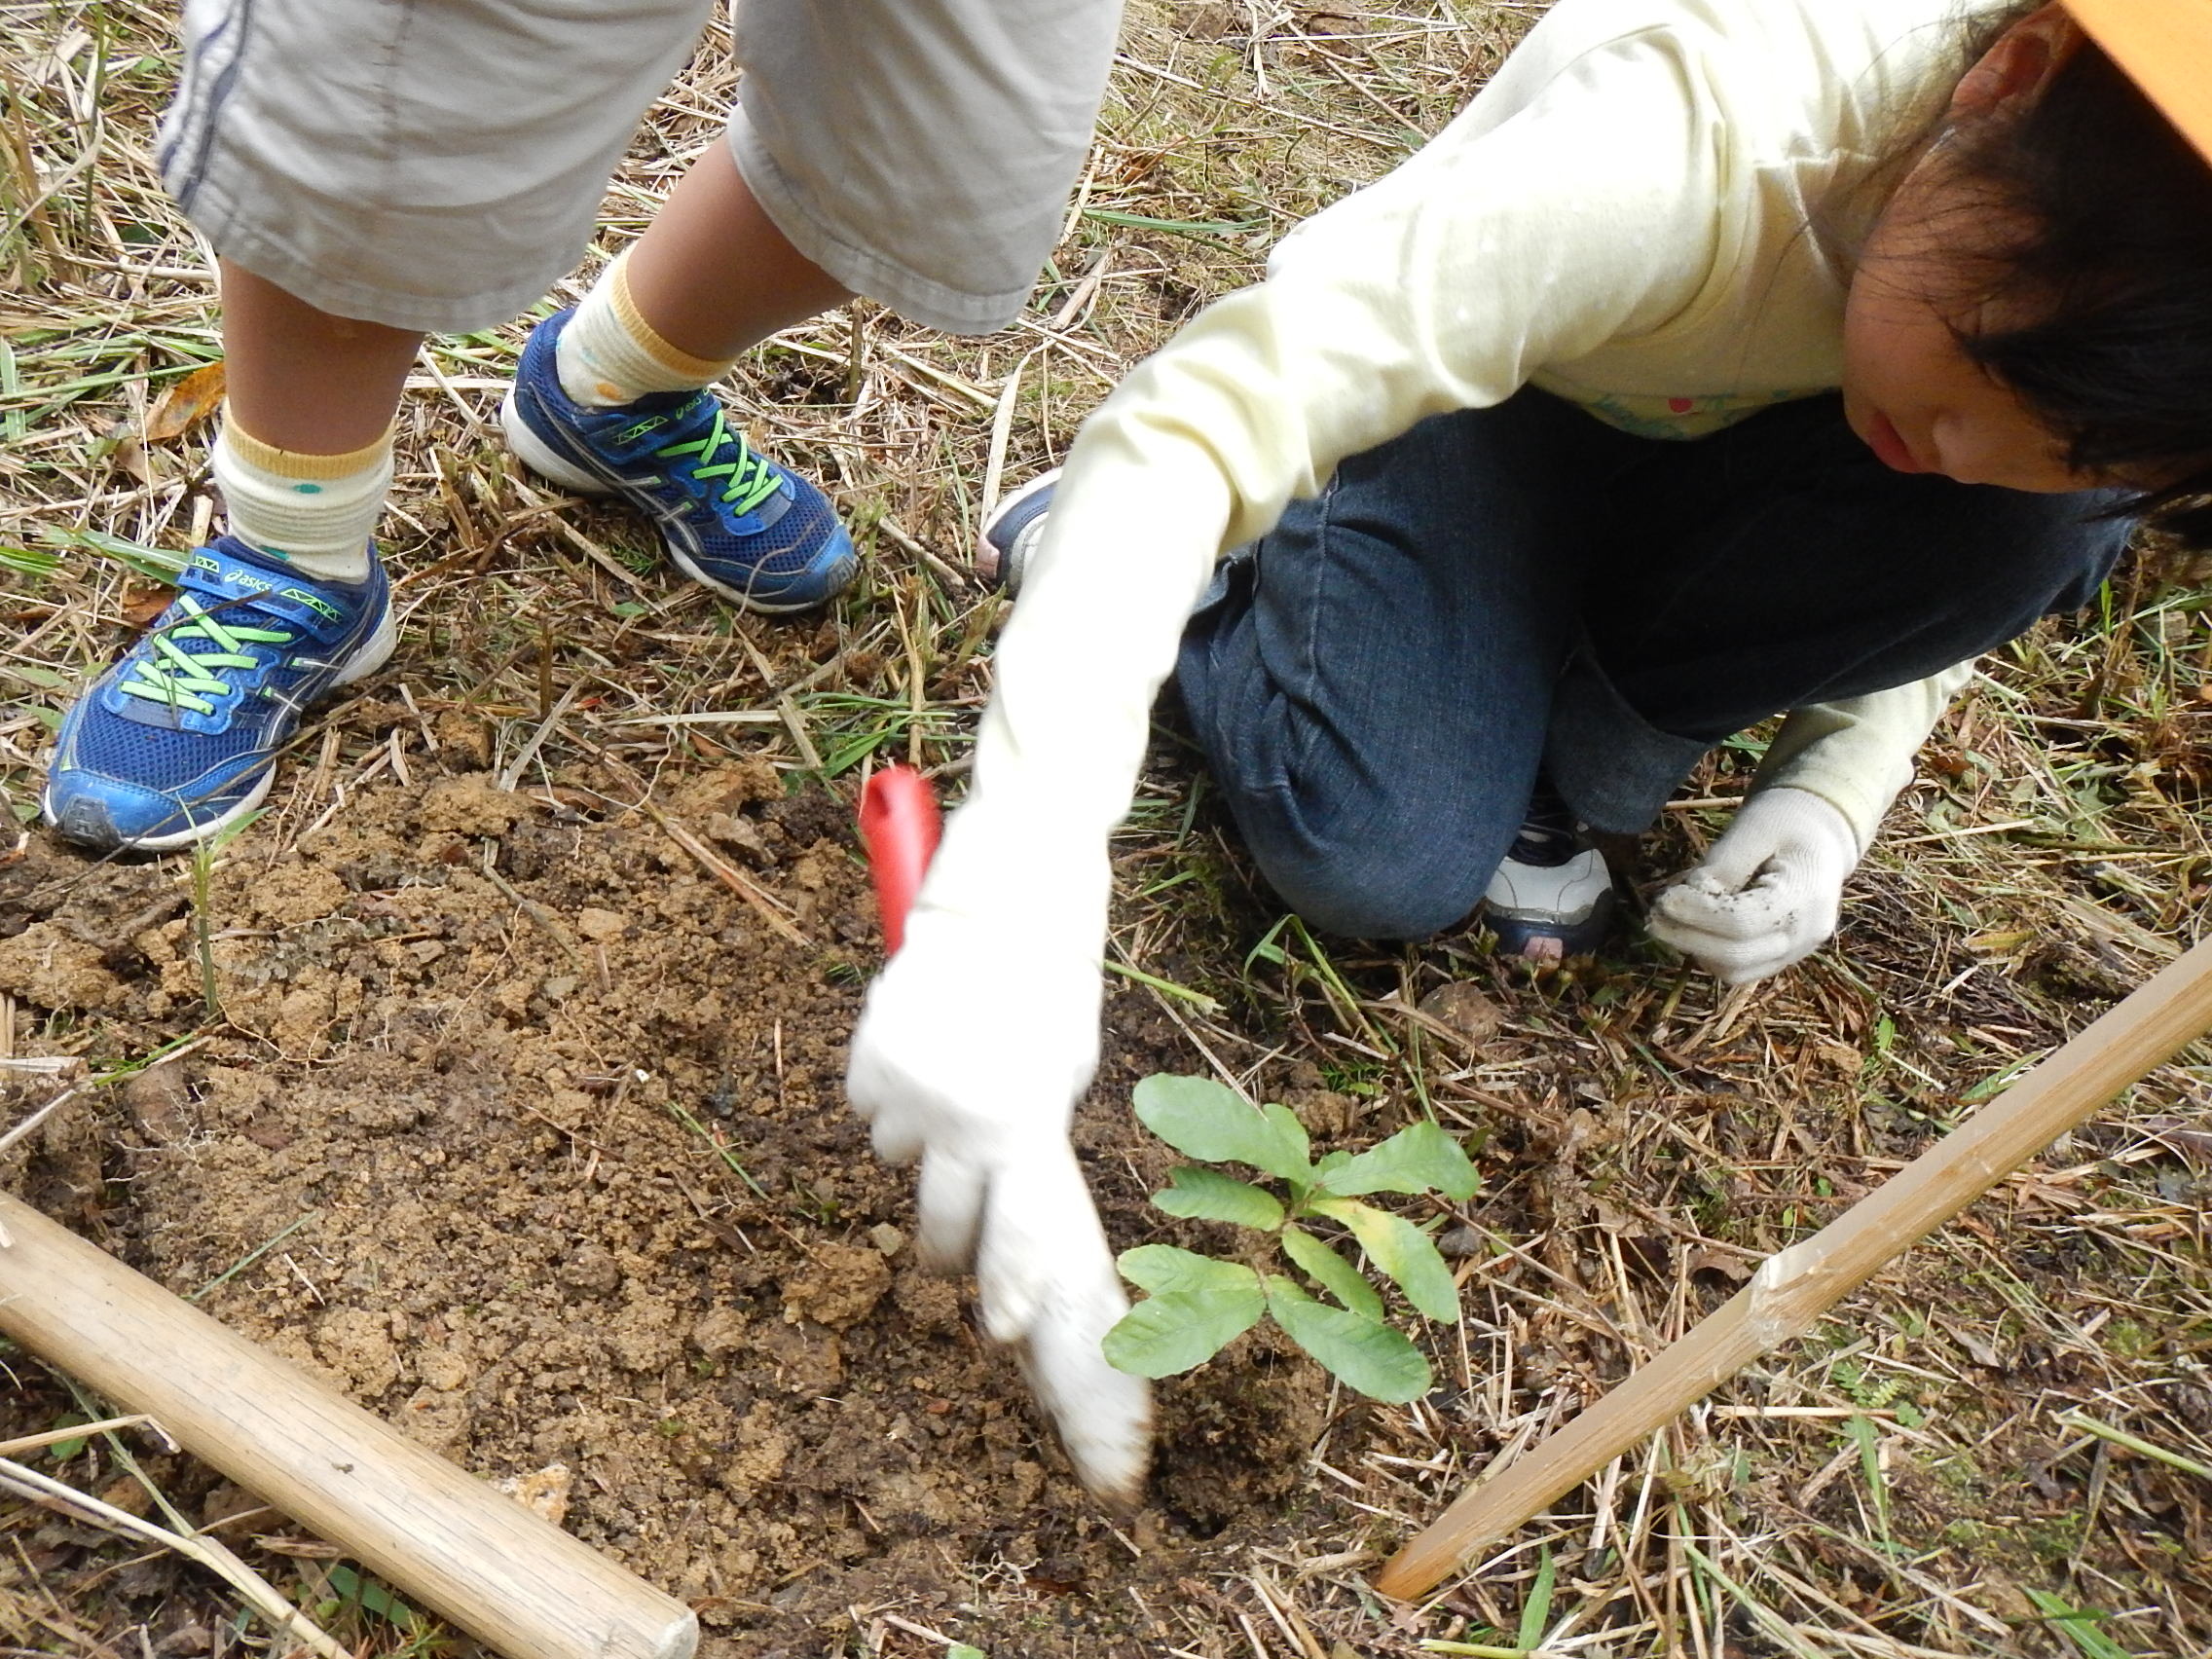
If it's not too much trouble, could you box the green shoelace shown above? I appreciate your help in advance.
[656,405,782,518]
[116,595,292,719]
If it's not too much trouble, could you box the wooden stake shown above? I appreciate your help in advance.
[1377,931,2212,1601]
[0,1193,697,1659]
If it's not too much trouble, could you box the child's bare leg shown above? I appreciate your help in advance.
[621,141,850,360]
[220,262,423,454]
[212,263,421,583]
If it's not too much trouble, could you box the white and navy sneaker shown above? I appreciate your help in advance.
[44,537,394,852]
[1482,784,1615,961]
[502,308,857,612]
[977,467,1058,593]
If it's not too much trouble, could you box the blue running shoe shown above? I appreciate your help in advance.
[44,537,395,852]
[500,309,858,612]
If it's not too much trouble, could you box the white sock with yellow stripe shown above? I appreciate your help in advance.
[555,252,739,409]
[210,415,390,583]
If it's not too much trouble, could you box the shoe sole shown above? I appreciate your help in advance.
[1482,888,1616,961]
[500,387,856,616]
[43,603,399,855]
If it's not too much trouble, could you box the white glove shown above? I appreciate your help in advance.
[845,816,1151,1503]
[1646,786,1862,984]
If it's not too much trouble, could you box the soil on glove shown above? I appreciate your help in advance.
[0,736,1377,1655]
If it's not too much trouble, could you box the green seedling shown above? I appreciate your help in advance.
[1103,1073,1480,1402]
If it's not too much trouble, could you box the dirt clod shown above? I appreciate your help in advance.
[419,773,526,834]
[781,1240,894,1330]
[1418,978,1503,1043]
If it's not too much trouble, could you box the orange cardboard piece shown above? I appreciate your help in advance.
[2066,0,2212,166]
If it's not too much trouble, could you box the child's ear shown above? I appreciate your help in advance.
[1949,3,2085,119]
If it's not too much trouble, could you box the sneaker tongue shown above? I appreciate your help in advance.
[1508,826,1580,868]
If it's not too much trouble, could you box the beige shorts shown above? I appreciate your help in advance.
[158,0,1122,335]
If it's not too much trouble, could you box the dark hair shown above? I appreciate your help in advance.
[1943,30,2212,543]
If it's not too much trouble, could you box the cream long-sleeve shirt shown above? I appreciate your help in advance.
[952,0,1993,935]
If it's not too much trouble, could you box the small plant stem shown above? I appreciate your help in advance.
[188,1211,315,1303]
[2057,1409,2212,1484]
[191,838,218,1020]
[0,1081,84,1159]
[0,1413,166,1456]
[1101,955,1220,1014]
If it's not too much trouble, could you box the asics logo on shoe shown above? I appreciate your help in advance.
[190,550,274,594]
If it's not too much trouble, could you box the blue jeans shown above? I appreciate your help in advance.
[1174,389,2130,939]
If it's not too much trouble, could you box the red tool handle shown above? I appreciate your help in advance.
[858,765,941,955]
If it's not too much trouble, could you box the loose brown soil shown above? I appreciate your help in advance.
[0,741,1372,1655]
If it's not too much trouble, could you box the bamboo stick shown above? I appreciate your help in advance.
[1377,930,2212,1600]
[0,1193,697,1659]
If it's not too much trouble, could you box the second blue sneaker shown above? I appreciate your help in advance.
[44,537,395,852]
[501,309,858,612]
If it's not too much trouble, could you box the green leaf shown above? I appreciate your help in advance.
[1262,1103,1310,1169]
[1242,914,1293,972]
[1263,1275,1430,1402]
[326,1564,421,1631]
[1516,1544,1556,1651]
[1132,1074,1312,1181]
[1152,1165,1285,1229]
[948,1646,988,1659]
[46,1415,91,1463]
[1311,1197,1462,1322]
[1315,1120,1480,1200]
[1118,1243,1264,1298]
[2022,1590,2131,1659]
[1280,1225,1382,1320]
[1103,1287,1266,1378]
[37,525,187,583]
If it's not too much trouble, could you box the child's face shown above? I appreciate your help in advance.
[1840,3,2101,497]
[1841,200,2090,496]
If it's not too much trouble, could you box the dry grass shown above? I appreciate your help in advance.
[4,0,2210,1655]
